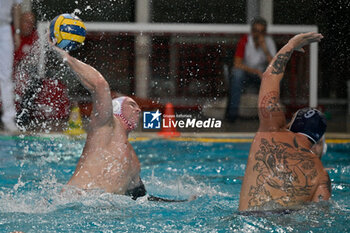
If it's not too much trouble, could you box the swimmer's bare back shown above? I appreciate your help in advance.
[239,133,330,211]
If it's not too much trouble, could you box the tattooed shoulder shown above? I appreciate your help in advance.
[259,91,281,118]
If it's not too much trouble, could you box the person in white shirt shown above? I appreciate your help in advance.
[226,17,276,122]
[0,0,22,132]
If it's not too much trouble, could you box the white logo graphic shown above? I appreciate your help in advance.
[143,109,222,130]
[143,110,162,129]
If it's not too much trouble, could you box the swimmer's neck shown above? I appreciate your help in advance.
[285,128,314,149]
[295,133,314,149]
[114,116,132,137]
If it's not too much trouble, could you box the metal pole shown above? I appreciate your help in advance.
[309,42,318,108]
[246,0,259,23]
[134,0,151,98]
[37,22,48,80]
[21,0,32,12]
[260,0,273,24]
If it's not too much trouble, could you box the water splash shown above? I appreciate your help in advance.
[144,172,231,199]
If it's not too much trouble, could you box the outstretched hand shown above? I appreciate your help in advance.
[289,32,323,53]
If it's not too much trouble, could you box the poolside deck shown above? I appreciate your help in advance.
[1,108,350,142]
[1,129,350,143]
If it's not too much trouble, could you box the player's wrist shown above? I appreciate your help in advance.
[52,45,70,62]
[285,41,296,52]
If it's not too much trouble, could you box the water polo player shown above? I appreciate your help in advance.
[239,32,331,212]
[48,34,189,202]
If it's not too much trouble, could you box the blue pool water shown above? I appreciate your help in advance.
[0,135,349,232]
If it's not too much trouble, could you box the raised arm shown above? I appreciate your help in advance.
[258,32,323,131]
[51,46,113,127]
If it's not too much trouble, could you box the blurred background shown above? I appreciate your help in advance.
[7,0,350,133]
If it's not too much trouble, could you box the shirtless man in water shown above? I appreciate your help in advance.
[239,32,331,211]
[50,40,184,201]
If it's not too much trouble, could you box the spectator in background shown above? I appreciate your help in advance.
[14,12,38,66]
[226,17,276,122]
[14,11,40,129]
[0,0,22,132]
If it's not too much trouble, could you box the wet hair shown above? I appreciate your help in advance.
[251,17,267,28]
[289,108,327,144]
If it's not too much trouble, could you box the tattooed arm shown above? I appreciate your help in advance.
[258,32,324,131]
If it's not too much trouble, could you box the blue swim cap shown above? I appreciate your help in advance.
[289,108,327,144]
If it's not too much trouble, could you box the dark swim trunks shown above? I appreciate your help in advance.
[125,180,188,202]
[125,183,147,200]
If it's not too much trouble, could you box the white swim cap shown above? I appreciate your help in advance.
[112,96,126,115]
[112,96,136,130]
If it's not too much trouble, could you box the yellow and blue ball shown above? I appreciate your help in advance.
[50,13,86,51]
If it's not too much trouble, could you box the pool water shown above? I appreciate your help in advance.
[0,135,349,232]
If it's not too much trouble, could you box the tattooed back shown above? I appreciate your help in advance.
[238,131,330,211]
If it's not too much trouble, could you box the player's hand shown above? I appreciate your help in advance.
[289,32,323,53]
[47,30,69,61]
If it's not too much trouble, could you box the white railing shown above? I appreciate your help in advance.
[38,22,318,107]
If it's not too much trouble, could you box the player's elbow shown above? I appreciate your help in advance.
[93,76,109,92]
[95,75,109,87]
[312,184,331,202]
[261,71,270,80]
[312,193,331,202]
